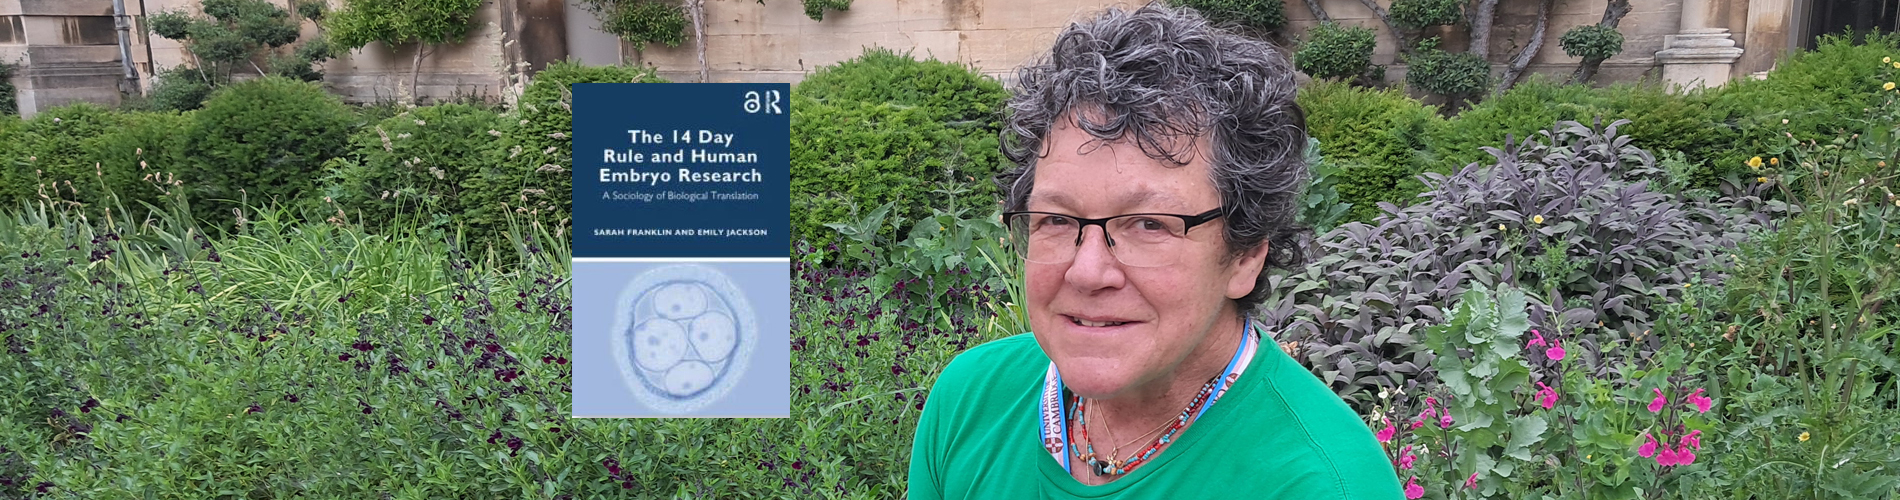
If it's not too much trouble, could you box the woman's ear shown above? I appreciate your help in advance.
[1226,241,1270,300]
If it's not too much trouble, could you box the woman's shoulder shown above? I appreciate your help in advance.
[932,333,1048,394]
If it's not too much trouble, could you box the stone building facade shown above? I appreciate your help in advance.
[1,0,1891,116]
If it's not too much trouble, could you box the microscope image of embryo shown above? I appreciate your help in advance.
[615,265,755,413]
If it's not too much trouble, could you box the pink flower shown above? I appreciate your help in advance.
[1527,329,1547,348]
[1404,477,1424,499]
[1440,412,1454,429]
[1465,472,1478,489]
[1410,419,1424,430]
[1656,446,1679,466]
[1545,343,1566,361]
[1376,418,1396,443]
[1536,382,1559,409]
[1677,446,1697,466]
[1399,447,1416,470]
[1681,430,1702,450]
[1686,388,1713,413]
[1648,388,1667,413]
[1637,433,1658,458]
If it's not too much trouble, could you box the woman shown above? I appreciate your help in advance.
[907,4,1402,498]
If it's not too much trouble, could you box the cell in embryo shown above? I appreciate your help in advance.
[612,264,757,414]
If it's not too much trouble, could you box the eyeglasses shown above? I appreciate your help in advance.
[1002,208,1224,268]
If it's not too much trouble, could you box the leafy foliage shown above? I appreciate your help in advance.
[178,77,355,230]
[1165,0,1287,33]
[145,67,224,112]
[1296,79,1444,222]
[1559,24,1624,61]
[1296,138,1351,234]
[465,62,665,249]
[578,0,686,50]
[802,0,851,21]
[325,104,504,234]
[1703,32,1900,195]
[1295,22,1377,82]
[1389,0,1462,29]
[1265,119,1784,412]
[791,48,1007,267]
[325,0,482,49]
[1404,45,1490,97]
[146,0,322,81]
[0,61,16,117]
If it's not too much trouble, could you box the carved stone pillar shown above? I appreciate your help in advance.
[1657,0,1745,89]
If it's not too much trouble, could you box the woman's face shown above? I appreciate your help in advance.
[1024,120,1268,399]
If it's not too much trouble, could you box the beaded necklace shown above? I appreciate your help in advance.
[1070,373,1218,476]
[1036,319,1262,478]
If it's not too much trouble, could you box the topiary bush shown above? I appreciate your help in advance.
[84,110,194,220]
[325,103,503,234]
[1295,22,1377,82]
[466,61,664,248]
[1264,119,1787,413]
[577,0,686,50]
[1404,45,1491,98]
[1297,79,1445,222]
[1390,0,1462,29]
[791,48,1007,266]
[1165,0,1287,34]
[180,77,354,230]
[1559,24,1624,61]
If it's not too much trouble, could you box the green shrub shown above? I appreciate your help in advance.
[1559,24,1624,61]
[795,47,1008,128]
[0,62,16,117]
[790,48,1007,265]
[180,77,354,229]
[468,61,663,248]
[1165,0,1287,33]
[1295,22,1377,82]
[1404,46,1490,97]
[84,111,194,220]
[0,104,122,216]
[1390,0,1461,29]
[1705,32,1900,191]
[146,67,223,112]
[1427,76,1612,172]
[578,0,685,50]
[1296,80,1444,221]
[325,103,503,233]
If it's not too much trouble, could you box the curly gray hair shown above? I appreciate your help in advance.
[996,3,1311,313]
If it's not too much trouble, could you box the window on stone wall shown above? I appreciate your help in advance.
[60,16,119,46]
[0,16,23,45]
[1806,0,1898,48]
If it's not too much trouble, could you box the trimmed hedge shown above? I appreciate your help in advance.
[790,48,1006,264]
[1296,80,1444,222]
[325,103,504,232]
[180,77,354,229]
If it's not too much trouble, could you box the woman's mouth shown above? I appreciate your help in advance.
[1068,315,1131,328]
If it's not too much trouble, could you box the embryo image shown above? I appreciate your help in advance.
[611,264,756,414]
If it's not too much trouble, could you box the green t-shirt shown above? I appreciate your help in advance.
[907,332,1403,499]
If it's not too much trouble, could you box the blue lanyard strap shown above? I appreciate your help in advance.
[1038,320,1262,474]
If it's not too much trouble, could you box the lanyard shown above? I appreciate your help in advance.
[1038,320,1261,474]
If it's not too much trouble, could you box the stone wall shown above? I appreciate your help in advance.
[0,0,130,115]
[601,0,1791,89]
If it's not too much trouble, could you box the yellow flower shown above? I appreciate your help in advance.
[1747,156,1763,169]
[1799,431,1811,442]
[1498,224,1505,231]
[1887,82,1897,91]
[1532,215,1545,224]
[1770,157,1779,166]
[1759,176,1768,183]
[1893,62,1900,69]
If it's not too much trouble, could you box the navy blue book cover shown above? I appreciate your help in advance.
[569,84,791,418]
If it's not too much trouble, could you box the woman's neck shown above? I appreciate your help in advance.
[1069,312,1247,484]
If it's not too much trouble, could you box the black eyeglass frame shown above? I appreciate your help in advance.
[1000,207,1226,250]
